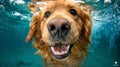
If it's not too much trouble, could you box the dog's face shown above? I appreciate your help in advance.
[26,0,92,60]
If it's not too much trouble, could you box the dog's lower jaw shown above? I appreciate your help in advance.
[42,44,87,67]
[35,37,88,67]
[42,54,85,67]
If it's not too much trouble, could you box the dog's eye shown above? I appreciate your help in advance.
[45,11,51,18]
[70,9,77,16]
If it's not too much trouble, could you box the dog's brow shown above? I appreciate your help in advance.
[67,5,75,8]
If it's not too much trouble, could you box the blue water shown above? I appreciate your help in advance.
[0,0,120,67]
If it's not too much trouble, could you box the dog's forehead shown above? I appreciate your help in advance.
[43,1,77,10]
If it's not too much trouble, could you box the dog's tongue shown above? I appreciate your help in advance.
[54,45,67,52]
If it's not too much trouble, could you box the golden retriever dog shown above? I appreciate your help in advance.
[26,0,92,67]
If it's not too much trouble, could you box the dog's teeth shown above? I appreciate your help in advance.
[63,51,65,54]
[65,51,67,53]
[62,52,64,54]
[51,47,53,51]
[51,45,70,55]
[56,52,59,55]
[51,47,56,54]
[56,51,64,55]
[57,52,60,55]
[67,46,70,50]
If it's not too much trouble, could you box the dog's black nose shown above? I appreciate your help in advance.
[47,18,71,37]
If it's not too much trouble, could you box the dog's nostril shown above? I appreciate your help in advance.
[49,24,56,31]
[61,24,70,31]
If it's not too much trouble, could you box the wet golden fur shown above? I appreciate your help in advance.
[26,0,92,67]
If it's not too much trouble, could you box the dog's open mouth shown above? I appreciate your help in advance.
[50,43,71,59]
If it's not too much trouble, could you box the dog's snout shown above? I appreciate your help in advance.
[47,18,71,37]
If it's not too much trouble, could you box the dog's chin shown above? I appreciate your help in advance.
[50,43,73,59]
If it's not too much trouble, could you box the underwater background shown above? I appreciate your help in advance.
[0,0,120,67]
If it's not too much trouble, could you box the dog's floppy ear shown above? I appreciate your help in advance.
[25,12,41,42]
[78,7,92,43]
